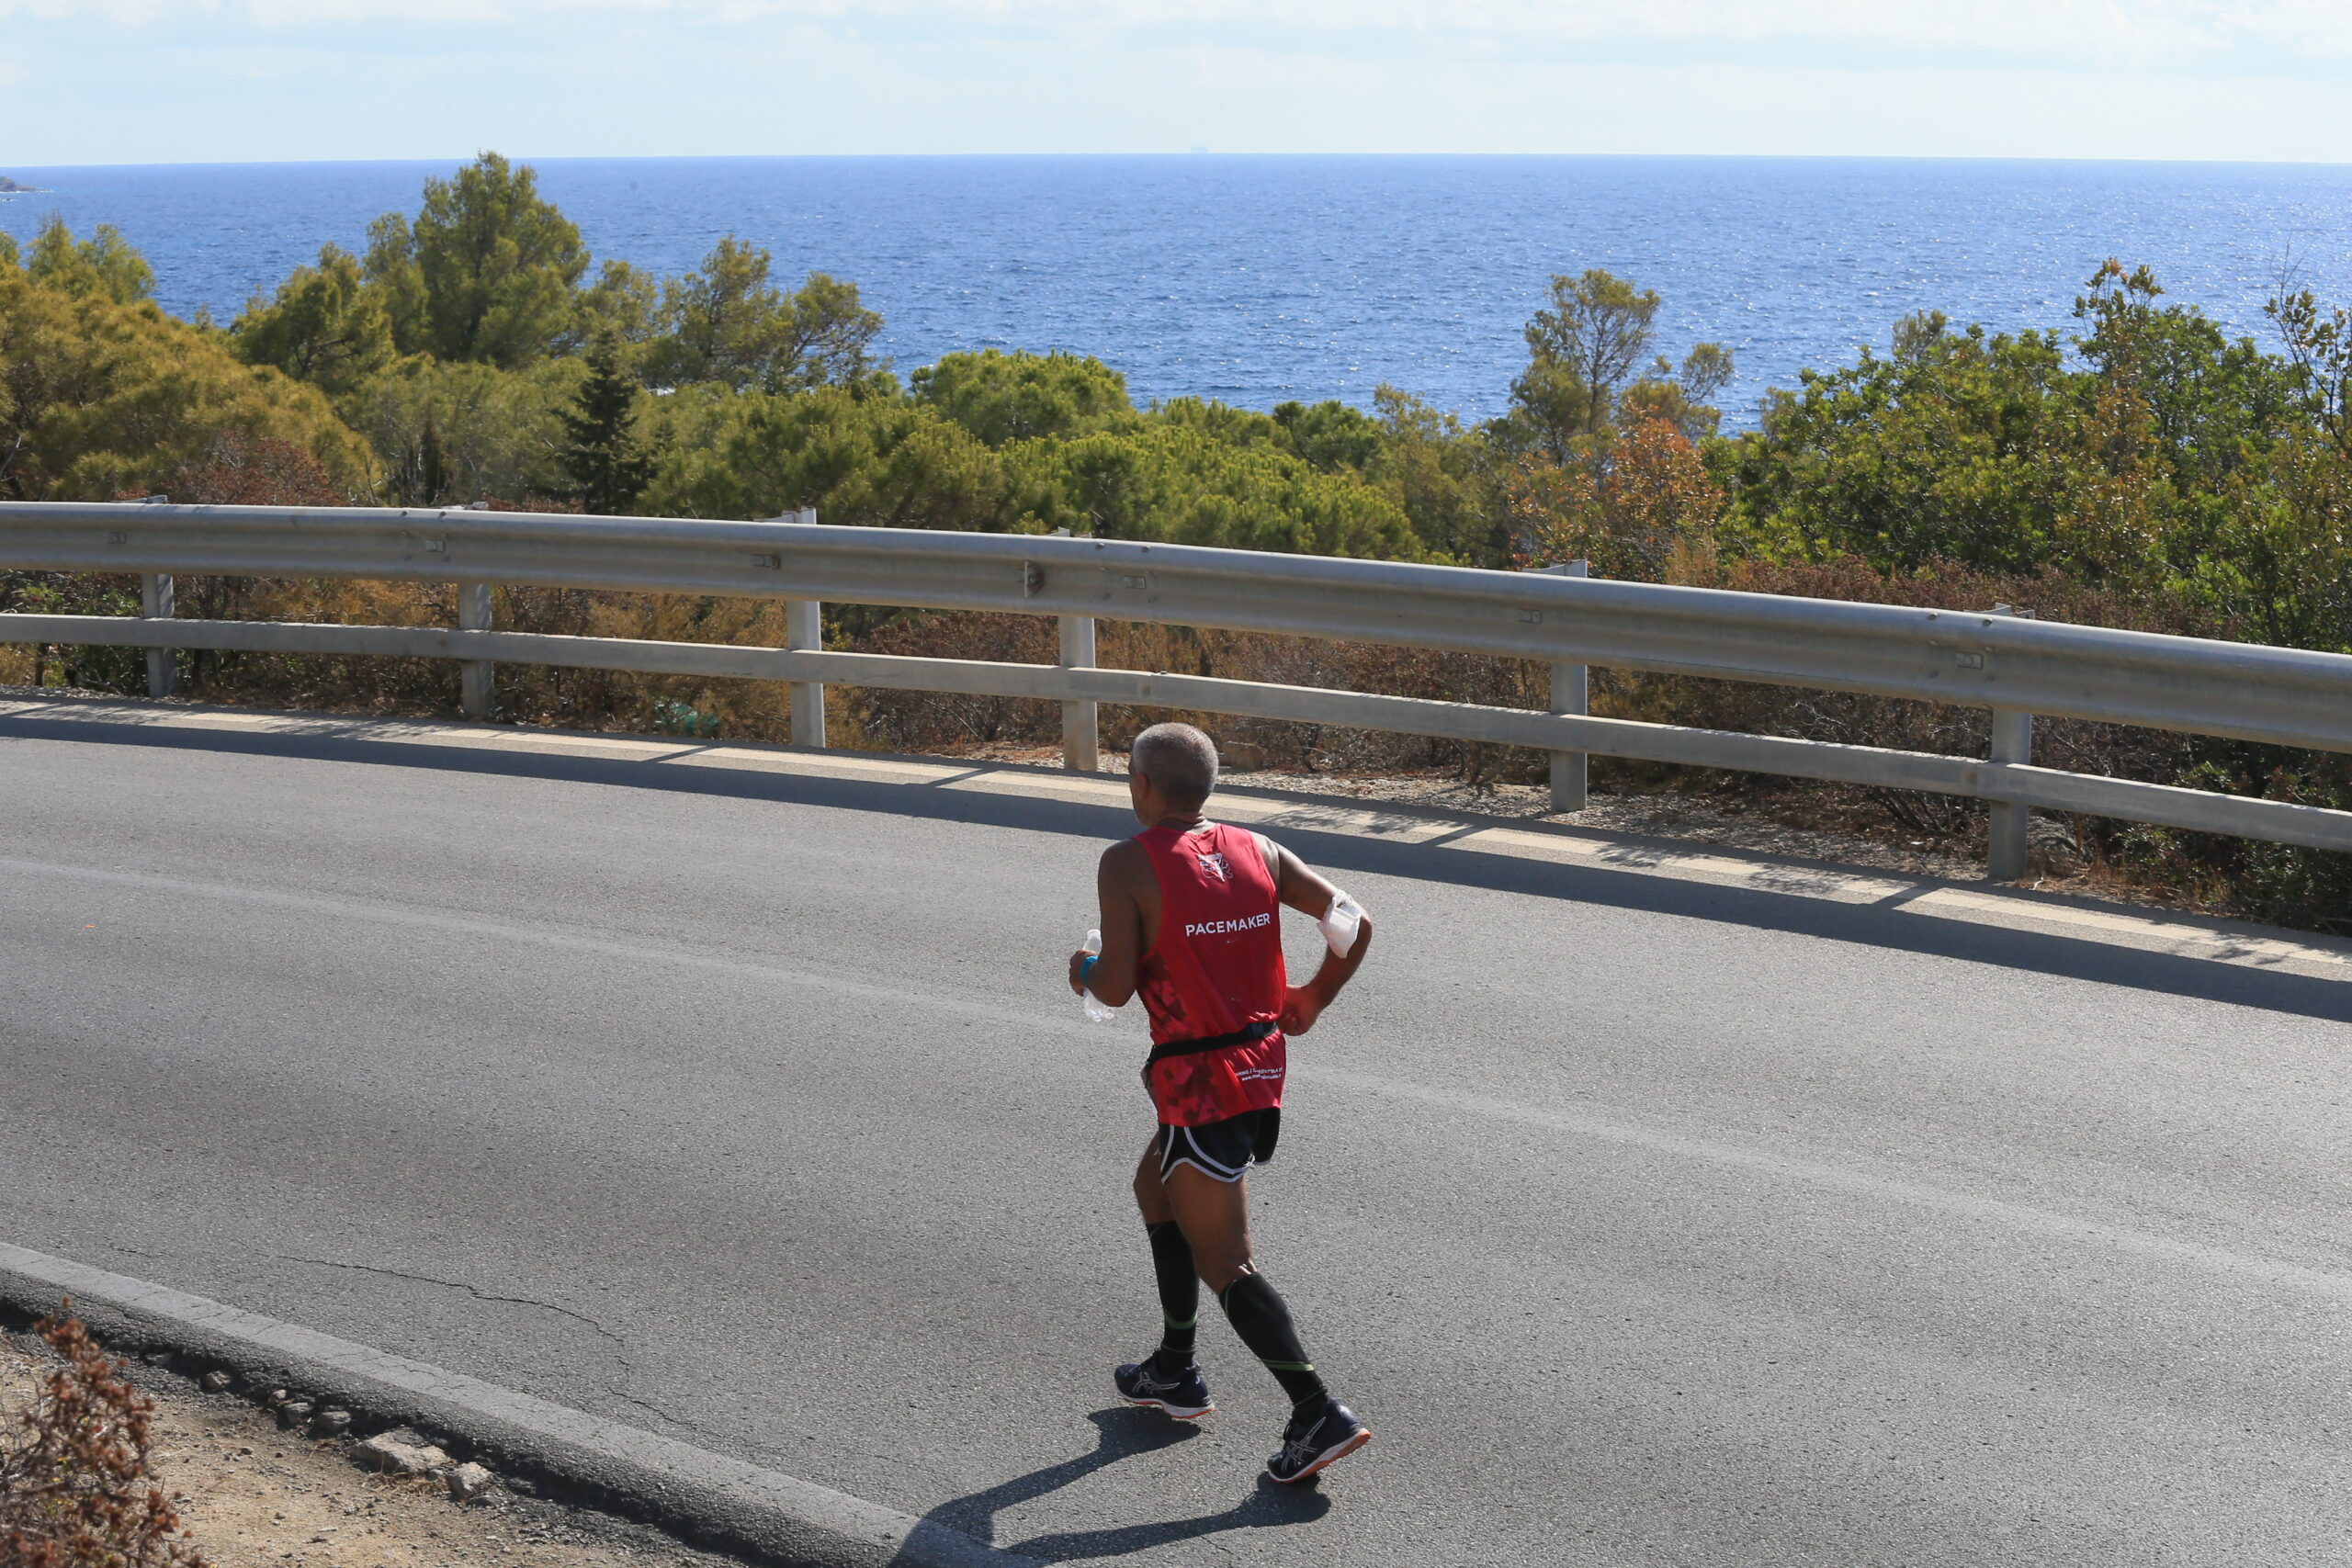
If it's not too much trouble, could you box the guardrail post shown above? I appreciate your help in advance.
[139,572,176,698]
[1527,559,1589,813]
[1987,707,2033,881]
[787,599,826,748]
[1059,615,1100,772]
[1984,604,2036,883]
[457,581,493,719]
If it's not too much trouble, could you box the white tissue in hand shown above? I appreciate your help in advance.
[1318,892,1364,955]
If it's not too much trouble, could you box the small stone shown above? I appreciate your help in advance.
[356,1433,409,1471]
[357,1432,450,1476]
[199,1371,232,1393]
[142,1349,174,1366]
[277,1402,313,1428]
[310,1409,352,1438]
[265,1388,291,1406]
[447,1462,494,1501]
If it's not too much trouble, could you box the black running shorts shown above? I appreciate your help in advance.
[1155,1108,1281,1184]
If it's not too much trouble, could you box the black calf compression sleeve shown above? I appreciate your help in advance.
[1147,1222,1199,1361]
[1217,1271,1328,1407]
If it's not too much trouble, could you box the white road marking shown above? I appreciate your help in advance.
[10,850,2349,1304]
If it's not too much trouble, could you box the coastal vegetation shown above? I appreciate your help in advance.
[6,153,2352,926]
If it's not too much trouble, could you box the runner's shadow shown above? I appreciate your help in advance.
[897,1406,1331,1563]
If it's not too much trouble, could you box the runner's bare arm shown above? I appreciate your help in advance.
[1069,840,1156,1006]
[1256,834,1373,1035]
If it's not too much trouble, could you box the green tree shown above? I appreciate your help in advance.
[25,217,153,305]
[418,404,450,506]
[1272,400,1384,472]
[645,384,1010,529]
[2075,259,2294,491]
[1149,396,1287,448]
[644,237,882,392]
[361,211,428,354]
[910,349,1133,444]
[1721,313,2079,573]
[1503,269,1658,459]
[580,258,662,347]
[1616,341,1736,440]
[343,354,583,505]
[1498,269,1734,465]
[0,267,369,502]
[560,335,653,514]
[231,243,394,394]
[1366,386,1505,565]
[2267,279,2352,460]
[1007,423,1421,558]
[362,152,588,367]
[1720,270,2314,597]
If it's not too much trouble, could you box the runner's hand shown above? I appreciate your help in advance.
[1069,950,1091,995]
[1279,985,1325,1035]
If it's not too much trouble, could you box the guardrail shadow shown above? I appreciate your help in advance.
[892,1406,1330,1564]
[13,707,2350,1026]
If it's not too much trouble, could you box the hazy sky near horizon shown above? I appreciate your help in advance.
[7,1,2352,167]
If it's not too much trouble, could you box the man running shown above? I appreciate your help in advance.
[1069,722,1374,1483]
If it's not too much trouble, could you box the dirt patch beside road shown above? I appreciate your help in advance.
[1,1330,739,1568]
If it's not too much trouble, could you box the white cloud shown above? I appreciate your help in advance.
[9,0,2352,62]
[4,0,2352,162]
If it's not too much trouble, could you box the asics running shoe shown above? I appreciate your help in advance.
[1265,1395,1371,1483]
[1114,1354,1215,1420]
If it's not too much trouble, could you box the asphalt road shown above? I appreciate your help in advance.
[6,716,2352,1567]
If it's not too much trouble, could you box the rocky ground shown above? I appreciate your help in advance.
[0,1329,738,1568]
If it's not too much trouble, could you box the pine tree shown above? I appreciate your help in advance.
[560,336,652,514]
[418,403,448,505]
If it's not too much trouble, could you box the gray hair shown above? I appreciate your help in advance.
[1130,722,1220,807]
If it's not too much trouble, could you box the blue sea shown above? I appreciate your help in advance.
[5,155,2350,426]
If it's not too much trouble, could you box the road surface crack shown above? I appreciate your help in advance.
[274,1255,629,1345]
[603,1382,710,1436]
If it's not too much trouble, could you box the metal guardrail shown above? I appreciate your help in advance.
[6,499,2352,876]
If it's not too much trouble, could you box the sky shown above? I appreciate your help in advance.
[6,1,2352,166]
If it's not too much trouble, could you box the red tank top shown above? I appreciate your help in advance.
[1135,821,1288,1126]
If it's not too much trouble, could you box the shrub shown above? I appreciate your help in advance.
[0,1308,208,1568]
[0,266,370,503]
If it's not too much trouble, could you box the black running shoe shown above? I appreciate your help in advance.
[1114,1355,1215,1419]
[1265,1395,1370,1483]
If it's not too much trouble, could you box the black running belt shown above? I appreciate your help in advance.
[1146,1019,1278,1066]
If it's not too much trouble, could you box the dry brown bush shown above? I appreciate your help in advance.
[1600,558,2221,866]
[0,1309,207,1568]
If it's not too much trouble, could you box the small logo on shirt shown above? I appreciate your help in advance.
[1198,851,1230,881]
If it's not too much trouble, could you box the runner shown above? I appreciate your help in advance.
[1068,721,1375,1484]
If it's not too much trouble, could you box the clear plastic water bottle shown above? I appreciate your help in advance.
[1080,928,1117,1022]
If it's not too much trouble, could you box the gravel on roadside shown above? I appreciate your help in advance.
[0,1331,743,1568]
[942,739,2164,907]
